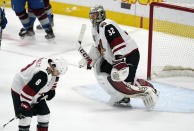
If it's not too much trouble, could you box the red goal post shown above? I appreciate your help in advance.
[147,2,194,80]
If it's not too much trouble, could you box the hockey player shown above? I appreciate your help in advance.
[11,58,67,131]
[11,0,55,39]
[0,8,7,29]
[79,5,159,109]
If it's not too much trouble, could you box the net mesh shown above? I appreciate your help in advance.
[150,2,194,79]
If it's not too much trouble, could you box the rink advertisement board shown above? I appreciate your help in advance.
[49,0,164,28]
[1,0,194,29]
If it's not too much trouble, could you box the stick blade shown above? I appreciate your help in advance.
[78,24,87,44]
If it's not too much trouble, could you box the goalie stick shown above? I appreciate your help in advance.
[77,24,92,69]
[0,1,5,49]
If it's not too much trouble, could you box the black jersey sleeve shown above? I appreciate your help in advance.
[104,24,124,50]
[27,71,48,93]
[21,71,48,99]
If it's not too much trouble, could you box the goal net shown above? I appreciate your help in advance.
[147,2,194,83]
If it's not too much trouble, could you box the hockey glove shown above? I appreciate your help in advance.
[111,55,129,82]
[17,102,32,119]
[0,8,7,29]
[37,90,56,102]
[45,90,55,101]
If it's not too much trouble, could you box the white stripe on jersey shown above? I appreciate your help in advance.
[112,42,126,54]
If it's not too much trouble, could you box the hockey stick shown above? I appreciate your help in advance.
[1,117,16,129]
[77,24,92,69]
[0,1,5,49]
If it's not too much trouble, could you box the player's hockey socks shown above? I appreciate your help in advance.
[37,122,48,131]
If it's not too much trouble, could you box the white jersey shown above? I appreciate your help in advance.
[92,19,138,64]
[11,58,57,104]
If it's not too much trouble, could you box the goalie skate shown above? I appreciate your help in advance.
[114,97,131,107]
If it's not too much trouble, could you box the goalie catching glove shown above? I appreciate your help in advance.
[111,55,129,82]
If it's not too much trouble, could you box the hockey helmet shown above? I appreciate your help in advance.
[89,5,106,25]
[48,58,68,75]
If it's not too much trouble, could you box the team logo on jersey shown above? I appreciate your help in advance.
[98,39,106,55]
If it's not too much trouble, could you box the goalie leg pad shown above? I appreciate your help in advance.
[94,58,125,105]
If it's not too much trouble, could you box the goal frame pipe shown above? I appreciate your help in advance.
[147,2,194,80]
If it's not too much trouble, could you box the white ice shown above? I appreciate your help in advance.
[0,8,194,131]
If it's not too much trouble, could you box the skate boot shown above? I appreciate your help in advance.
[114,97,131,107]
[37,14,54,30]
[19,27,35,38]
[45,26,55,39]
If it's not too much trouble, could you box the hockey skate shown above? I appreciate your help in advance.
[19,27,35,38]
[114,97,131,107]
[45,26,55,39]
[36,15,54,30]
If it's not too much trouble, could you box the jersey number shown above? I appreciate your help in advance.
[35,79,42,85]
[107,27,115,36]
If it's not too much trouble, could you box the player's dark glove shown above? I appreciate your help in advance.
[45,90,55,101]
[0,8,7,29]
[17,102,32,119]
[37,90,56,102]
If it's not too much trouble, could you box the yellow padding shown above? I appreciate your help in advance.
[3,0,193,39]
[50,2,141,28]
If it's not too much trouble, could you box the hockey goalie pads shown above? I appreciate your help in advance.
[141,87,158,109]
[79,45,101,69]
[111,61,129,82]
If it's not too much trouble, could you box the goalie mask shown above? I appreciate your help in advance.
[48,58,68,76]
[89,5,106,26]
